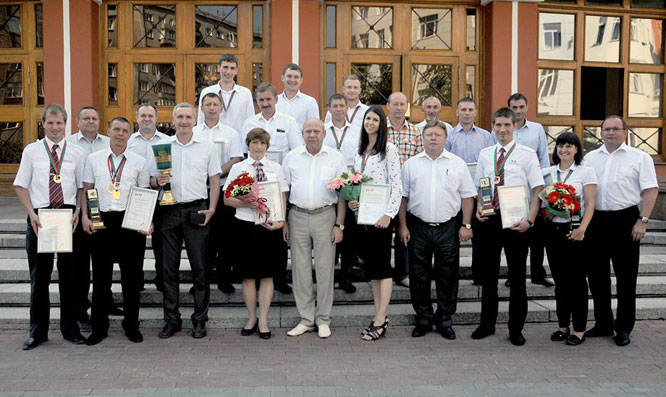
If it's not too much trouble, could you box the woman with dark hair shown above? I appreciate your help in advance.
[348,106,402,340]
[542,132,597,345]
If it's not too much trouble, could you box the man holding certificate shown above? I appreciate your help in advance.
[81,117,151,345]
[14,104,87,350]
[472,107,544,346]
[398,120,476,340]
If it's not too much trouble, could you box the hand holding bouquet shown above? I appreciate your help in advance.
[539,182,581,219]
[225,172,270,222]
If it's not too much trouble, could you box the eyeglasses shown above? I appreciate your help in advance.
[601,127,624,133]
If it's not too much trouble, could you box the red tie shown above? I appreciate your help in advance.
[492,148,505,210]
[49,144,64,208]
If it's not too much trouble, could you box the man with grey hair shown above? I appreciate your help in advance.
[415,97,453,136]
[150,102,221,339]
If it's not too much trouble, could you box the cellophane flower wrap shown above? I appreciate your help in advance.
[538,182,581,219]
[326,170,372,202]
[224,172,269,221]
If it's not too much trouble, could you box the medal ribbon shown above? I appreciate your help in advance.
[219,89,236,113]
[107,155,127,185]
[330,126,348,150]
[557,169,573,184]
[346,106,360,124]
[493,143,516,179]
[43,140,67,176]
[361,152,370,173]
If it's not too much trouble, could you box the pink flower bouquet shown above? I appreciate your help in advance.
[326,170,372,202]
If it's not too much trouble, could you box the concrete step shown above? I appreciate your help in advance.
[1,297,665,330]
[2,276,666,306]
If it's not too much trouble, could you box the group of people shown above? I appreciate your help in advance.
[14,53,658,351]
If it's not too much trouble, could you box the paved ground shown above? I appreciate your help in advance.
[1,322,666,396]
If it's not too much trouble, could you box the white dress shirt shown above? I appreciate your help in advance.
[127,130,169,161]
[276,91,320,130]
[14,137,85,208]
[240,111,303,158]
[475,140,545,202]
[415,120,454,135]
[197,83,255,133]
[83,148,150,212]
[149,135,221,203]
[543,164,597,223]
[492,120,550,168]
[282,145,347,210]
[67,131,110,159]
[402,149,477,223]
[224,156,290,222]
[323,121,361,169]
[583,143,658,211]
[324,102,370,129]
[193,121,243,186]
[352,142,403,218]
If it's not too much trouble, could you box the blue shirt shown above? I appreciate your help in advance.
[445,124,493,163]
[492,120,549,169]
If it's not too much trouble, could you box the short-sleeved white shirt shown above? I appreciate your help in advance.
[197,83,255,133]
[324,102,370,129]
[542,163,597,222]
[127,130,169,161]
[193,121,243,186]
[67,131,110,159]
[240,112,303,158]
[276,91,320,130]
[323,121,361,169]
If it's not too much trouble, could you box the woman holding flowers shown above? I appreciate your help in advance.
[348,106,402,340]
[541,132,597,345]
[223,128,289,340]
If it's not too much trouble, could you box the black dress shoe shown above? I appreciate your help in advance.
[109,305,124,316]
[241,322,258,336]
[336,280,357,293]
[22,335,48,350]
[217,283,236,294]
[550,330,570,342]
[509,332,526,346]
[584,326,614,338]
[64,333,87,345]
[275,283,292,294]
[126,330,144,343]
[471,326,495,340]
[411,325,432,338]
[566,334,585,346]
[531,278,555,287]
[438,326,456,340]
[192,322,207,339]
[85,332,107,346]
[259,330,272,340]
[615,331,631,347]
[504,279,510,287]
[158,322,182,339]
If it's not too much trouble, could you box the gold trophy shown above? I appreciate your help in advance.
[479,177,496,216]
[86,189,106,229]
[152,143,177,205]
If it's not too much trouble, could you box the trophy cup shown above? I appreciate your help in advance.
[152,143,177,205]
[86,189,106,229]
[479,177,496,216]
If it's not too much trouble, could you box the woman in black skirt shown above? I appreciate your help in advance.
[223,128,289,340]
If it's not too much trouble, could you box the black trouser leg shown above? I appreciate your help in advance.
[90,225,114,335]
[528,216,547,281]
[504,227,529,334]
[120,227,144,333]
[28,227,54,339]
[161,207,185,325]
[432,218,460,328]
[586,213,615,332]
[152,206,164,285]
[182,208,211,324]
[208,191,235,285]
[470,213,483,284]
[336,211,358,283]
[610,207,640,334]
[478,215,503,328]
[393,227,409,282]
[407,215,435,327]
[72,223,92,315]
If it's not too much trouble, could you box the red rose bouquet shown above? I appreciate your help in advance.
[538,182,581,219]
[326,170,372,202]
[224,172,269,221]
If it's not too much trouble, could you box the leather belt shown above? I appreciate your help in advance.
[291,205,334,215]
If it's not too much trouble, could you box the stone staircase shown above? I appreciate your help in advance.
[1,214,666,330]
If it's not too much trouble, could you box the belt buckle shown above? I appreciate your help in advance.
[428,223,440,227]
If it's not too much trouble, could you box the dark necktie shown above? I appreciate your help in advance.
[253,161,266,182]
[49,144,64,208]
[492,147,505,210]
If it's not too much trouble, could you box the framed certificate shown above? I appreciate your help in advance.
[254,181,285,224]
[122,186,159,233]
[265,148,283,164]
[497,185,530,229]
[214,138,228,165]
[357,183,390,226]
[37,209,73,253]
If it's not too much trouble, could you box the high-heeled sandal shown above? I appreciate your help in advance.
[362,317,389,336]
[362,318,388,341]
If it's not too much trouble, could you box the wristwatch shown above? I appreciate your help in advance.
[526,219,534,228]
[640,216,649,224]
[334,223,345,230]
[464,224,472,230]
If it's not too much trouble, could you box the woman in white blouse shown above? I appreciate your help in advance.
[542,133,596,346]
[348,105,402,341]
[223,128,289,340]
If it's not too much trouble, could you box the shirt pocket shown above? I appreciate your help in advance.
[270,130,288,148]
[503,163,525,186]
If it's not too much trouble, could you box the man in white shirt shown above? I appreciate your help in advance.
[193,92,243,294]
[472,107,544,346]
[324,74,369,129]
[196,53,255,133]
[81,117,151,346]
[276,63,320,130]
[14,104,87,349]
[583,115,658,347]
[282,119,347,339]
[151,102,221,340]
[414,97,453,135]
[399,120,476,340]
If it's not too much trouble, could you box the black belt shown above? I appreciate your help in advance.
[409,212,454,228]
[595,205,638,215]
[172,199,206,208]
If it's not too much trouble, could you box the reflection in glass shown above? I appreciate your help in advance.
[544,126,573,154]
[133,63,176,106]
[107,5,117,47]
[585,16,621,63]
[628,73,662,118]
[194,63,219,105]
[253,5,263,48]
[537,69,574,116]
[539,13,575,60]
[252,63,263,95]
[37,121,43,140]
[35,4,43,48]
[632,0,666,7]
[411,8,452,50]
[351,63,392,105]
[0,5,21,48]
[37,62,44,105]
[586,0,621,4]
[195,6,238,48]
[412,64,452,106]
[583,127,603,153]
[351,7,393,49]
[629,128,662,155]
[467,9,476,51]
[108,63,118,106]
[466,66,476,99]
[133,5,176,48]
[326,5,336,48]
[157,122,175,136]
[630,18,664,64]
[326,63,336,104]
[0,63,23,105]
[0,122,23,164]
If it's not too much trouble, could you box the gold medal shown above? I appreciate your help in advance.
[53,174,62,184]
[494,176,501,184]
[112,189,121,200]
[107,183,115,193]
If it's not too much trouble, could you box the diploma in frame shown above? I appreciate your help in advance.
[122,186,159,233]
[497,185,530,229]
[357,183,390,226]
[37,208,73,253]
[254,181,285,224]
[265,148,283,164]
